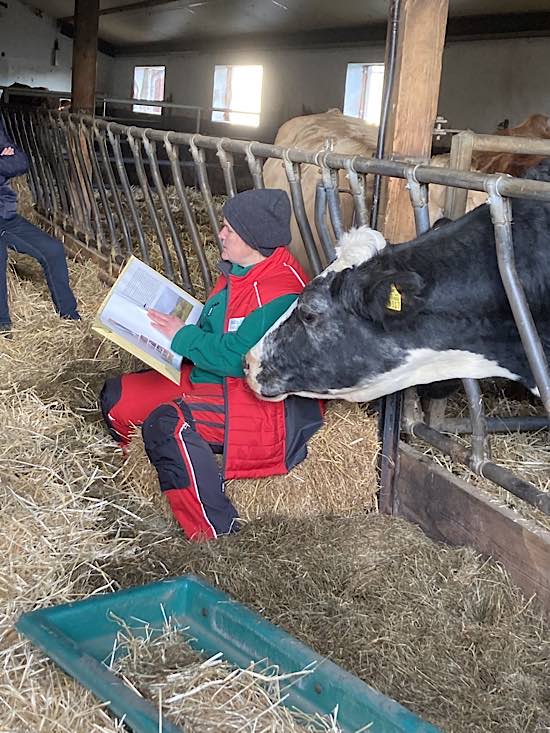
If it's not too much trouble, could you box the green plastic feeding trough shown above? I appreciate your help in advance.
[16,576,441,733]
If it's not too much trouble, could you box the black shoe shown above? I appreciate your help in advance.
[61,311,81,321]
[0,322,12,339]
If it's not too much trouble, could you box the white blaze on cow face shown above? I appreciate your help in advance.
[268,348,522,403]
[245,299,297,398]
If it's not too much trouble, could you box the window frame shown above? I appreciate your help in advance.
[211,63,263,128]
[132,65,167,116]
[343,62,385,125]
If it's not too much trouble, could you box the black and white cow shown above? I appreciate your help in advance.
[245,161,550,403]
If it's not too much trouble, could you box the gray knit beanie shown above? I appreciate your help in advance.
[222,188,292,256]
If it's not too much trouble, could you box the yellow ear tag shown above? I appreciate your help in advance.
[387,284,402,312]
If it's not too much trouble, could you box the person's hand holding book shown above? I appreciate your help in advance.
[148,309,185,340]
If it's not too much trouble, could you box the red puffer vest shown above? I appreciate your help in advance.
[208,247,323,479]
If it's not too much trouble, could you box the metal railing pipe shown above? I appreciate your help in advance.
[411,421,550,514]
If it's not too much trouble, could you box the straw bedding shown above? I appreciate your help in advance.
[1,192,549,732]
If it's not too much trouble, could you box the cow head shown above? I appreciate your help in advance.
[245,226,428,402]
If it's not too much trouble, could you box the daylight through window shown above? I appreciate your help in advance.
[211,65,263,127]
[133,65,166,115]
[343,63,385,125]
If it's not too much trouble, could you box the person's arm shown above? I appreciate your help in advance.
[170,294,297,377]
[0,124,28,179]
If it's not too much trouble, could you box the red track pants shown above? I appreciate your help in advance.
[100,367,239,541]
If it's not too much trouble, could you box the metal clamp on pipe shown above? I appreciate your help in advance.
[344,156,369,227]
[486,177,550,414]
[405,164,431,234]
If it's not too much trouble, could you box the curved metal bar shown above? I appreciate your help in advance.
[245,142,265,189]
[405,165,431,234]
[143,131,193,292]
[128,127,174,278]
[9,109,40,205]
[216,138,237,198]
[411,421,550,514]
[26,111,54,215]
[345,157,369,227]
[92,122,133,257]
[317,152,344,241]
[68,116,106,248]
[314,181,337,263]
[51,115,84,230]
[164,135,213,294]
[486,178,550,414]
[107,123,149,262]
[81,119,118,253]
[282,152,323,275]
[61,115,92,234]
[188,134,221,251]
[45,111,71,216]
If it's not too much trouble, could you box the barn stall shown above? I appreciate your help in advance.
[1,0,550,731]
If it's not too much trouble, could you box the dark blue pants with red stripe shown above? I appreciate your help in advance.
[100,368,239,541]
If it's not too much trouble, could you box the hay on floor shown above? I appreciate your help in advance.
[122,400,379,525]
[1,209,549,733]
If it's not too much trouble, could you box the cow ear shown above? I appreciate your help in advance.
[332,266,426,323]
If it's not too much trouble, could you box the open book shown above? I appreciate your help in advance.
[93,256,203,384]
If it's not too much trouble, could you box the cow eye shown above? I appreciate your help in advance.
[300,308,317,324]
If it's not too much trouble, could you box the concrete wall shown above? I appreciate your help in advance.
[108,46,386,141]
[0,0,112,95]
[108,36,550,142]
[439,37,550,133]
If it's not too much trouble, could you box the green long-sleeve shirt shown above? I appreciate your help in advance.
[171,263,296,384]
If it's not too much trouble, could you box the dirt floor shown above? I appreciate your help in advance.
[1,221,549,731]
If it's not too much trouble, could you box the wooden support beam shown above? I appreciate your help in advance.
[71,0,100,114]
[396,443,550,613]
[381,0,448,243]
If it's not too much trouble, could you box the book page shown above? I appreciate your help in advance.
[93,257,204,384]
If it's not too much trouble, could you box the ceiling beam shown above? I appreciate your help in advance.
[58,10,550,59]
[61,0,184,22]
[59,20,116,56]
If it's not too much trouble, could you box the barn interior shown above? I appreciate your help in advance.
[1,1,550,732]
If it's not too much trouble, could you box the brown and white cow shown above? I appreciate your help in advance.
[263,108,379,274]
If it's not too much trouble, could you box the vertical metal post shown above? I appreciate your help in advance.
[487,179,550,414]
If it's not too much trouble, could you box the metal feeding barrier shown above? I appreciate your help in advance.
[2,106,550,515]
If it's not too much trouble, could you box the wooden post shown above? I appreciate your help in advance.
[71,0,100,114]
[381,0,449,242]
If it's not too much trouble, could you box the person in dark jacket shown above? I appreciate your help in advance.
[0,120,79,333]
[100,189,324,542]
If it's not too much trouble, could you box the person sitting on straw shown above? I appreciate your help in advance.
[100,188,324,541]
[0,120,80,335]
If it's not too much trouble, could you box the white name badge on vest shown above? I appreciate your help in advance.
[228,317,245,332]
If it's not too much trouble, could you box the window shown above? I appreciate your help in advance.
[211,65,263,127]
[133,65,166,115]
[343,63,384,125]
